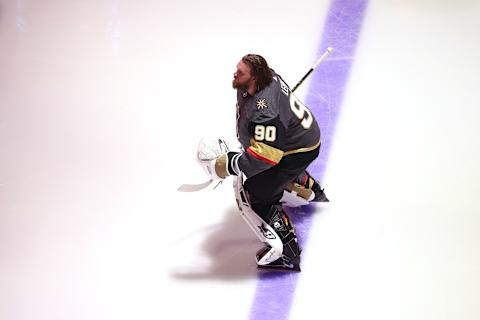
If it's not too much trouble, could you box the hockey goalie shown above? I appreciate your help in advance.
[194,54,328,272]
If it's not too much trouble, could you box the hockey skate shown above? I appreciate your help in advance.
[256,246,301,272]
[311,181,329,202]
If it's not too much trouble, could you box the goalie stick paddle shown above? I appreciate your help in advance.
[177,179,213,192]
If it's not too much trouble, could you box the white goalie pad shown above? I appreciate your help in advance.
[280,183,315,207]
[233,175,283,265]
[280,190,310,207]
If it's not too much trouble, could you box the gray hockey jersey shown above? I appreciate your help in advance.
[234,71,320,178]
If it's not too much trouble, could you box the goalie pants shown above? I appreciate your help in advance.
[244,146,319,261]
[244,145,320,216]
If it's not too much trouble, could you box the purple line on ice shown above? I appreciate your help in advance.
[249,1,368,319]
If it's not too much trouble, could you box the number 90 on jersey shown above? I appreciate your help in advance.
[254,125,277,142]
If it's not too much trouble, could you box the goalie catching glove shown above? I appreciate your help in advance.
[197,138,241,180]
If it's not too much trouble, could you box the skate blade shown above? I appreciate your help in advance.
[257,264,301,272]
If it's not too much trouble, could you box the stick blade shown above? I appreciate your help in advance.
[177,179,213,192]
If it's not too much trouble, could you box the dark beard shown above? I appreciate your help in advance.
[232,80,248,91]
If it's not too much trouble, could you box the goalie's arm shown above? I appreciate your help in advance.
[218,116,287,178]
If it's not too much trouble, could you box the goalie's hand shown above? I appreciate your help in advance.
[199,152,240,180]
[199,155,226,180]
[197,138,240,180]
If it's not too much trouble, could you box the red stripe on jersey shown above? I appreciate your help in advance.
[247,147,278,166]
[302,175,308,186]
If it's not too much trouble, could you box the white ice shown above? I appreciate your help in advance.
[1,1,480,319]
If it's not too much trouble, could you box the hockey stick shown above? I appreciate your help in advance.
[177,179,213,192]
[292,47,333,92]
[178,48,333,192]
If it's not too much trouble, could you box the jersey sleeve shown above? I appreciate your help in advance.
[236,108,287,178]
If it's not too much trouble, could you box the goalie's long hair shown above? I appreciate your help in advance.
[242,54,273,92]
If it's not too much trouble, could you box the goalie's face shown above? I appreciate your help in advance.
[232,60,255,91]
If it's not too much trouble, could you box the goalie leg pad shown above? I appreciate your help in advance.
[280,182,315,207]
[234,176,283,264]
[264,205,301,261]
[234,176,301,265]
[256,205,301,267]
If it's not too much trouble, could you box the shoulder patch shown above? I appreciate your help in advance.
[256,98,268,110]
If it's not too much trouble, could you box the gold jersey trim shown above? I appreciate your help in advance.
[283,140,320,156]
[247,139,284,165]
